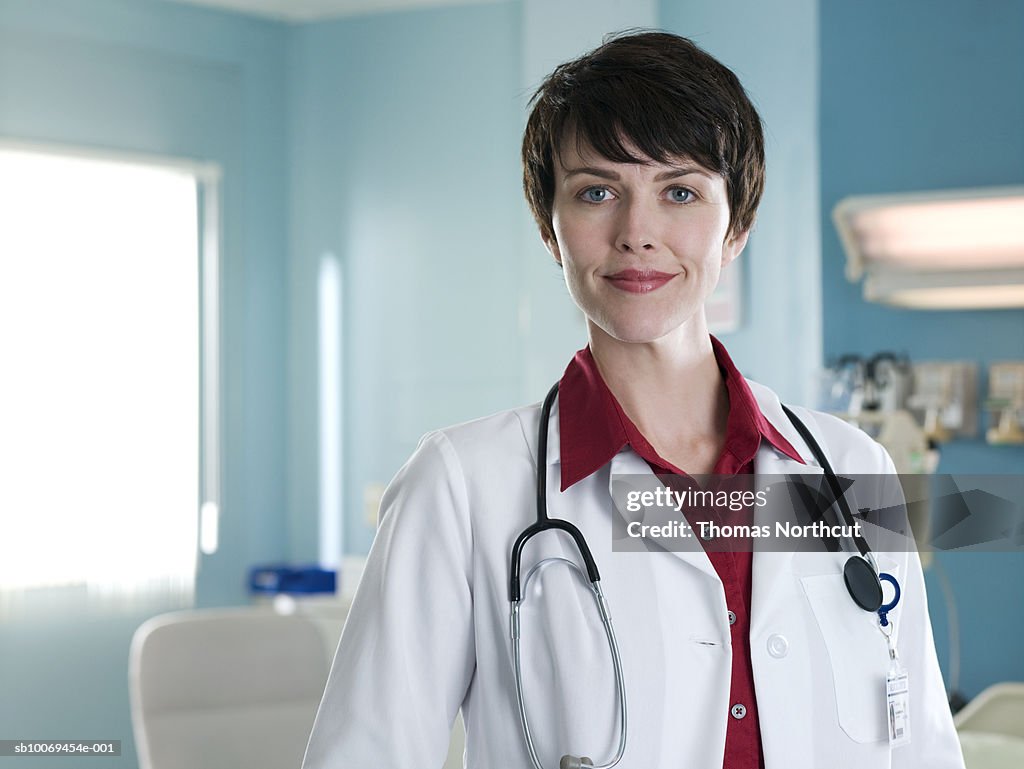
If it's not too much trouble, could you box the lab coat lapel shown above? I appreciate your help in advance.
[541,393,718,580]
[545,380,834,589]
[749,381,826,637]
[607,449,720,581]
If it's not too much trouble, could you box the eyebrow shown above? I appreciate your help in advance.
[562,164,715,182]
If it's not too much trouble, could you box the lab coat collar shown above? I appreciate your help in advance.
[535,399,719,579]
[541,377,819,473]
[556,340,804,492]
[745,378,822,468]
[542,376,826,476]
[541,395,561,470]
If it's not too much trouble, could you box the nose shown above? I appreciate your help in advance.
[614,198,659,254]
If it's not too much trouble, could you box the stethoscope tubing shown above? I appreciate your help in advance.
[509,381,627,769]
[512,558,627,769]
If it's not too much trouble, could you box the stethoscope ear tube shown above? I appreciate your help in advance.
[781,404,886,613]
[510,382,600,603]
[780,404,873,560]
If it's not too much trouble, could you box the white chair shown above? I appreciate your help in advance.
[955,683,1024,737]
[130,600,467,769]
[954,683,1024,769]
[129,607,330,769]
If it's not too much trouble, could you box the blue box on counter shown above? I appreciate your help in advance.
[249,564,337,595]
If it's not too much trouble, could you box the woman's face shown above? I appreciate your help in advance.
[545,138,749,345]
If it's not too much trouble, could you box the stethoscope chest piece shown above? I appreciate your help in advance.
[843,555,883,612]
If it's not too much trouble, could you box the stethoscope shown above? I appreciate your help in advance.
[508,382,899,769]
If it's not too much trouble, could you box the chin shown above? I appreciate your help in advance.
[589,303,706,344]
[593,318,681,345]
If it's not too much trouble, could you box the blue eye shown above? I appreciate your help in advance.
[581,187,610,203]
[668,187,694,203]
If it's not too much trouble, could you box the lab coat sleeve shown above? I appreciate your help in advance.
[873,446,966,769]
[302,430,475,769]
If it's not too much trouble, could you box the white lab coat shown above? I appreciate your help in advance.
[302,379,965,769]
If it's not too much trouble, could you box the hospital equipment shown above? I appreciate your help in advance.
[819,354,936,473]
[508,383,891,769]
[907,362,978,442]
[985,363,1024,445]
[821,353,982,456]
[830,353,913,414]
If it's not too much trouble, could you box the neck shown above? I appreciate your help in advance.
[587,317,729,466]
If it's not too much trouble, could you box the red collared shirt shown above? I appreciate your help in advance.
[557,336,803,769]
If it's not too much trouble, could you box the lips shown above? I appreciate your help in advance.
[603,268,678,294]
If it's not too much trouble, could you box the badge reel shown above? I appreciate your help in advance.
[877,573,911,748]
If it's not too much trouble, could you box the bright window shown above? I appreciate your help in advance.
[0,146,218,601]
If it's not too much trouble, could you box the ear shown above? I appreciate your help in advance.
[721,228,750,268]
[542,233,563,266]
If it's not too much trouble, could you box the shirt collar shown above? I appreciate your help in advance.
[557,336,804,491]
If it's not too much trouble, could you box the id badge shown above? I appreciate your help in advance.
[886,662,911,747]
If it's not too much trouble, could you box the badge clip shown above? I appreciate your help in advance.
[877,572,901,628]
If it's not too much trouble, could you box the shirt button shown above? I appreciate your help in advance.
[731,703,747,720]
[767,634,789,658]
[727,610,737,626]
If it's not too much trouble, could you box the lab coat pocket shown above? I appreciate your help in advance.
[800,573,890,744]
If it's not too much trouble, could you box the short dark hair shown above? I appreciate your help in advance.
[522,30,765,244]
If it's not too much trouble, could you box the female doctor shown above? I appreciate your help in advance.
[302,31,965,769]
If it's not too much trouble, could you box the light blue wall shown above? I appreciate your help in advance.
[660,0,822,405]
[284,0,824,562]
[285,2,525,559]
[820,0,1024,699]
[0,0,288,764]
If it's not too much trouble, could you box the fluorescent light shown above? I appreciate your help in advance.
[879,286,1024,310]
[834,187,1024,309]
[864,267,1024,309]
